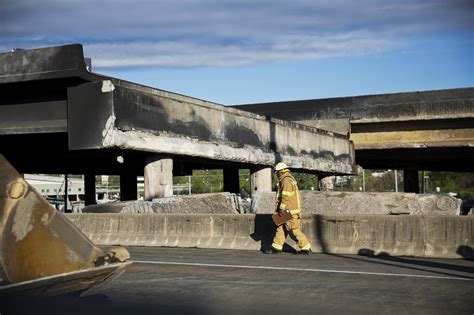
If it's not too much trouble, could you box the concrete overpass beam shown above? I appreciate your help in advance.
[223,167,240,194]
[404,170,420,193]
[67,78,356,175]
[250,166,272,196]
[84,173,96,206]
[145,157,173,200]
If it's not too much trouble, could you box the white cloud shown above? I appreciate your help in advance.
[83,34,396,68]
[1,0,472,68]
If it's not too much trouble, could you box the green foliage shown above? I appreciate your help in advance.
[173,176,190,185]
[426,171,474,199]
[339,170,474,199]
[366,170,400,192]
[342,170,402,192]
[191,169,224,194]
[291,172,319,191]
[239,169,250,196]
[108,175,120,187]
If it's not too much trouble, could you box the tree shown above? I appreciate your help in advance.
[426,171,474,199]
[293,172,319,190]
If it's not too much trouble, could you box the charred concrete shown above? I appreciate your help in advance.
[0,44,356,201]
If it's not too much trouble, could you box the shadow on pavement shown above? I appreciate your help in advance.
[357,248,474,276]
[0,292,208,315]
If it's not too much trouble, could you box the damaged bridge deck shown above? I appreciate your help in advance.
[0,44,356,182]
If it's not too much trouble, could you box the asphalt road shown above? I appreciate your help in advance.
[3,247,474,314]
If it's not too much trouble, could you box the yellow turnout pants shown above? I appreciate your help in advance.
[271,214,311,251]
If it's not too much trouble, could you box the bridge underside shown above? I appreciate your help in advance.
[351,118,474,172]
[235,88,474,173]
[356,147,474,172]
[0,133,258,176]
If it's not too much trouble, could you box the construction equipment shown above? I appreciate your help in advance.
[0,154,131,297]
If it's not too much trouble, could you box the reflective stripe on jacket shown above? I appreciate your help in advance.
[275,172,301,214]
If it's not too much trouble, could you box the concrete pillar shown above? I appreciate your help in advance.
[120,171,138,201]
[404,170,420,193]
[145,157,173,200]
[223,167,240,194]
[250,166,272,196]
[84,174,96,206]
[319,176,335,191]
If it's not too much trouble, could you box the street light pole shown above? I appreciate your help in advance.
[188,175,192,195]
[64,174,68,212]
[394,170,398,192]
[424,175,430,193]
[362,169,366,192]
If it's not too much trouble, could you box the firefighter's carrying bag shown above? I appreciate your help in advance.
[272,209,292,226]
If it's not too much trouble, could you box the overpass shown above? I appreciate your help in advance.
[0,44,356,203]
[234,88,474,192]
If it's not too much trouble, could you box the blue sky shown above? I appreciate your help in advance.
[1,0,473,104]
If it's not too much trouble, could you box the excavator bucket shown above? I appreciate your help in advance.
[0,154,131,296]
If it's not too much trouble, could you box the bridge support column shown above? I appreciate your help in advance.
[84,173,96,206]
[319,176,334,191]
[120,171,137,201]
[223,167,240,194]
[404,170,420,193]
[145,157,173,200]
[250,166,272,196]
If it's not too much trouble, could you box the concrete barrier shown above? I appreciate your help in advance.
[66,214,473,259]
[251,191,462,215]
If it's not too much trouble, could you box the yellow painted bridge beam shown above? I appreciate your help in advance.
[350,128,474,149]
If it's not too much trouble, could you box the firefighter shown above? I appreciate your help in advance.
[264,162,312,254]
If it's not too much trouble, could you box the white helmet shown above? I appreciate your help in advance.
[274,162,289,173]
